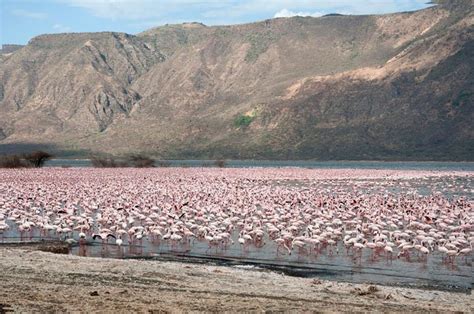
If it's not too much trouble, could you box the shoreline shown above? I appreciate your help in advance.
[0,245,472,312]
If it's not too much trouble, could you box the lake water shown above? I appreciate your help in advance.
[2,164,472,291]
[45,159,474,171]
[2,223,471,292]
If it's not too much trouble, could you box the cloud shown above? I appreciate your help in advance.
[11,9,48,19]
[53,24,72,32]
[274,9,324,18]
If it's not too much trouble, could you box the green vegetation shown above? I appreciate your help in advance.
[234,114,254,128]
[234,107,261,128]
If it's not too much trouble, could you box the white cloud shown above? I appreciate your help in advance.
[274,9,324,18]
[11,9,48,19]
[53,24,72,32]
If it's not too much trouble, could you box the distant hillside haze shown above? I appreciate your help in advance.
[0,45,24,54]
[0,0,473,160]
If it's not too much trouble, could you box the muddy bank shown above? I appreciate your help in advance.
[0,246,472,312]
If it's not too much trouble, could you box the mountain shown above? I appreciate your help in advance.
[0,0,473,160]
[0,44,24,54]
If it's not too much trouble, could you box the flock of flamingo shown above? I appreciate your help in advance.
[0,168,472,267]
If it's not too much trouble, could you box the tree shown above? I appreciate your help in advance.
[23,151,53,168]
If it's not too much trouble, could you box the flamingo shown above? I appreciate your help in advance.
[0,166,471,274]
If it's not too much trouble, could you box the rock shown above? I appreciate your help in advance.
[353,286,380,296]
[38,243,69,254]
[90,291,99,296]
[368,285,379,294]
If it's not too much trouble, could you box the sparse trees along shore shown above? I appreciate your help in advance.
[90,155,155,168]
[0,152,227,168]
[0,151,52,168]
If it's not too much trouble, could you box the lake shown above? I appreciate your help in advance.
[45,159,474,171]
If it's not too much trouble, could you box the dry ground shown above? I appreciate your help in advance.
[0,244,472,313]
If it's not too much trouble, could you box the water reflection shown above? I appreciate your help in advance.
[1,173,472,292]
[45,159,474,171]
[3,222,470,291]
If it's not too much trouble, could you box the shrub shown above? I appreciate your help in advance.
[234,115,254,128]
[0,151,53,168]
[91,155,156,168]
[214,159,226,168]
[0,155,27,168]
[23,151,53,168]
[129,155,155,168]
[90,156,120,168]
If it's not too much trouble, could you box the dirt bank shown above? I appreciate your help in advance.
[0,246,471,313]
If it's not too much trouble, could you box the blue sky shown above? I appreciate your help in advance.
[1,0,433,46]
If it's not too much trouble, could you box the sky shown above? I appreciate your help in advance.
[1,0,434,46]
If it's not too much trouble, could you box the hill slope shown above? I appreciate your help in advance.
[0,0,473,160]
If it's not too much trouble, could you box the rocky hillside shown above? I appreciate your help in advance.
[0,0,472,160]
[0,44,24,54]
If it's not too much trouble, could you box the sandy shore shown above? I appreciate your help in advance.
[0,245,472,313]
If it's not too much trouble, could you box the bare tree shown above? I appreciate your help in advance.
[23,151,52,168]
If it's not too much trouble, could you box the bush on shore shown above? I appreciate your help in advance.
[90,156,127,168]
[0,151,53,168]
[214,159,226,168]
[23,151,53,168]
[129,155,155,168]
[90,155,156,168]
[0,155,27,168]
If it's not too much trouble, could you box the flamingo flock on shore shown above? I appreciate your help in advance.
[0,168,472,267]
